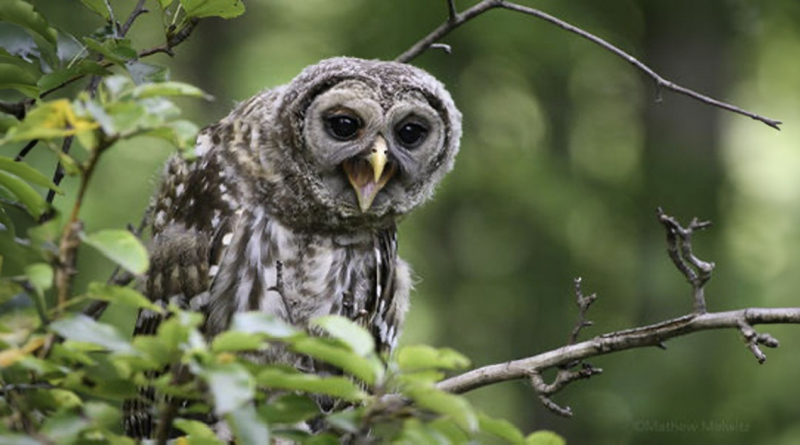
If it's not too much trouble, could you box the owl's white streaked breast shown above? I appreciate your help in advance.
[205,206,377,334]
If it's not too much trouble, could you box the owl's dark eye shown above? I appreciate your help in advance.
[325,114,362,140]
[395,122,428,148]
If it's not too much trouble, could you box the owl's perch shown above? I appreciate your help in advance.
[434,210,800,416]
[397,0,782,130]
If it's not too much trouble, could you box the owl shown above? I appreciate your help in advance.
[124,57,462,438]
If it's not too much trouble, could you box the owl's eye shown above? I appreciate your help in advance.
[395,122,428,148]
[325,114,362,140]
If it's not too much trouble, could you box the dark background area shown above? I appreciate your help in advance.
[11,1,800,443]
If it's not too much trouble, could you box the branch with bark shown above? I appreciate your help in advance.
[435,210,800,416]
[396,0,782,130]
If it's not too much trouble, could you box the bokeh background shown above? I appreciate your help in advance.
[9,1,800,444]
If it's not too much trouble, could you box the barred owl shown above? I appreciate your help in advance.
[124,57,461,437]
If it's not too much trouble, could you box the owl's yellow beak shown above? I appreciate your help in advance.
[343,136,396,212]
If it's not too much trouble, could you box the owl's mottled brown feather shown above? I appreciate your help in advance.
[124,57,461,440]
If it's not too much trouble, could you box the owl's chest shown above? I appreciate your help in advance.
[208,209,377,331]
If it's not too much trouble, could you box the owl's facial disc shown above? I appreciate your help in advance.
[342,136,397,212]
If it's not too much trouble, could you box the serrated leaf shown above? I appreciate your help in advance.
[80,0,111,19]
[230,312,299,339]
[180,0,245,18]
[258,394,319,425]
[0,0,57,45]
[290,337,384,386]
[0,63,38,97]
[525,430,566,445]
[0,169,47,218]
[397,345,470,372]
[225,403,270,445]
[312,315,375,357]
[131,81,209,99]
[479,412,525,444]
[257,369,367,402]
[82,229,149,274]
[86,283,162,312]
[406,386,478,433]
[202,362,255,415]
[0,156,61,191]
[211,331,264,353]
[51,314,135,354]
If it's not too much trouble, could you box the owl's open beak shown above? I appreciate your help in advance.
[342,136,396,212]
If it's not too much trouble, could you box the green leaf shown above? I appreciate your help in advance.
[258,394,319,425]
[82,229,149,274]
[126,60,169,85]
[225,403,270,445]
[38,59,109,92]
[174,418,224,444]
[257,369,367,402]
[479,412,525,444]
[525,430,566,445]
[144,119,200,150]
[203,362,255,415]
[312,315,375,357]
[0,156,61,192]
[397,345,470,372]
[159,0,175,9]
[83,37,137,64]
[324,409,362,434]
[84,401,122,429]
[211,331,264,353]
[0,169,47,218]
[51,314,135,354]
[405,386,478,433]
[131,81,210,99]
[291,337,384,386]
[41,412,88,443]
[86,283,162,312]
[0,63,38,97]
[80,0,111,19]
[2,99,98,142]
[180,0,245,18]
[230,312,299,339]
[25,262,52,294]
[0,0,58,45]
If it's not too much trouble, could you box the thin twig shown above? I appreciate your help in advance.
[120,0,149,36]
[567,277,597,345]
[396,0,782,130]
[657,208,714,314]
[14,140,39,161]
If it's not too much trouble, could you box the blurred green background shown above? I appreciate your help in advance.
[9,0,800,444]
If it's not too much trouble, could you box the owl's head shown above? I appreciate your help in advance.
[236,57,461,232]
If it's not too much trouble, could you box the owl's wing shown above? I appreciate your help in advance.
[125,131,240,439]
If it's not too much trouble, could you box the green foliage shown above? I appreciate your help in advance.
[0,1,563,444]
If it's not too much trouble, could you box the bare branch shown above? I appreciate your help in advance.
[657,208,714,313]
[120,0,149,36]
[568,277,597,345]
[396,0,782,130]
[437,307,800,395]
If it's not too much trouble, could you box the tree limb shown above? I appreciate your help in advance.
[397,0,782,130]
[437,307,799,396]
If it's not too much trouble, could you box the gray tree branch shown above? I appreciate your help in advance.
[396,0,782,130]
[437,308,800,396]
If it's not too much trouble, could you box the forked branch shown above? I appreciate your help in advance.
[436,210,799,414]
[396,0,782,130]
